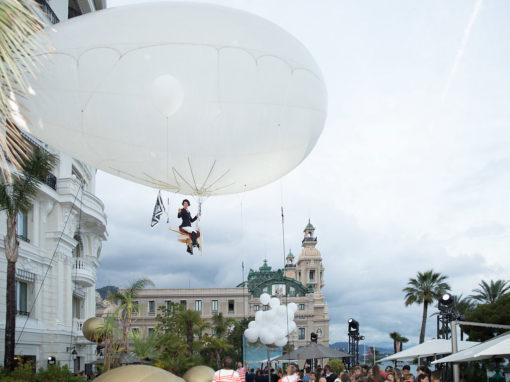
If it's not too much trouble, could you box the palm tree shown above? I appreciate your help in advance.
[403,270,450,343]
[0,0,47,178]
[0,146,57,371]
[176,309,203,354]
[97,315,118,372]
[469,280,510,304]
[389,332,408,368]
[130,330,159,362]
[108,278,154,366]
[211,312,236,339]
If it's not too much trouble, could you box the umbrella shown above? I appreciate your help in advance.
[274,342,350,361]
[377,339,478,363]
[432,332,510,364]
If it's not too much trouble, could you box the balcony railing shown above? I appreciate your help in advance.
[34,0,60,24]
[45,173,57,190]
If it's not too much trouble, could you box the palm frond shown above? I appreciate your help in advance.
[0,0,49,180]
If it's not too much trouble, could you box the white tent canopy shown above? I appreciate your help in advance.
[432,332,510,364]
[377,339,479,363]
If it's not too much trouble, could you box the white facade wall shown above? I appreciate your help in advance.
[0,151,107,371]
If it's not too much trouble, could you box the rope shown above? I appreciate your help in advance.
[280,187,291,362]
[67,180,85,370]
[16,179,82,345]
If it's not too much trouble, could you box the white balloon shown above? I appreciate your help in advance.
[260,293,271,306]
[248,321,256,329]
[255,310,264,322]
[288,303,298,313]
[151,74,184,117]
[260,332,275,345]
[269,297,280,308]
[287,321,297,334]
[276,306,287,317]
[22,2,327,196]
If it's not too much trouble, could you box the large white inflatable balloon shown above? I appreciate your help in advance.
[22,2,327,195]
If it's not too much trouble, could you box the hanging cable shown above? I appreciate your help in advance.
[16,180,82,345]
[67,179,85,369]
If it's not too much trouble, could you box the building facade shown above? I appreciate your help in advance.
[127,221,330,349]
[0,0,107,371]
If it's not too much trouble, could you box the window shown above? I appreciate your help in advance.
[148,328,155,336]
[148,300,155,315]
[16,281,28,316]
[253,305,260,311]
[133,301,139,315]
[131,328,139,336]
[299,304,305,311]
[17,212,28,242]
[309,270,315,281]
[228,300,234,313]
[211,328,216,336]
[298,328,305,340]
[195,300,202,312]
[180,300,187,309]
[262,305,269,311]
[165,300,172,310]
[211,300,218,313]
[72,296,83,319]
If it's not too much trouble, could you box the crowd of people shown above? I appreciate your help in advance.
[212,357,443,382]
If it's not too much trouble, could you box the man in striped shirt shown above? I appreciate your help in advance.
[236,361,248,382]
[213,357,241,382]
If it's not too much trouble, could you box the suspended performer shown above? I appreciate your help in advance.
[178,199,200,254]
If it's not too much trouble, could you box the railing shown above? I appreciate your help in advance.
[34,0,60,24]
[16,269,36,283]
[16,234,30,244]
[45,173,57,190]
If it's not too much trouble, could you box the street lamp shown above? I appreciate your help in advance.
[71,349,78,361]
[347,318,362,368]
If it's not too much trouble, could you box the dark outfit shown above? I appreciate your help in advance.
[178,208,198,228]
[177,208,199,251]
[325,374,337,382]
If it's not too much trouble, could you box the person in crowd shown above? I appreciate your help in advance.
[401,365,411,375]
[324,365,337,382]
[319,377,327,382]
[430,370,441,382]
[402,373,414,382]
[213,357,241,382]
[350,366,362,380]
[237,361,248,382]
[417,374,429,382]
[282,364,298,382]
[384,370,396,382]
[371,365,384,382]
[255,369,267,382]
[361,365,369,377]
[246,368,256,382]
[298,371,304,382]
[309,371,316,382]
[303,368,311,382]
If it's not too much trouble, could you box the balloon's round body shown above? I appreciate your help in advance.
[82,316,105,342]
[93,365,184,382]
[23,2,327,195]
[183,365,215,382]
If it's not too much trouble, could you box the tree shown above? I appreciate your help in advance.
[0,0,47,177]
[97,315,120,372]
[389,332,408,368]
[469,280,510,304]
[130,330,159,362]
[464,294,510,342]
[176,309,203,354]
[403,270,450,343]
[0,146,57,371]
[226,317,252,362]
[108,278,154,366]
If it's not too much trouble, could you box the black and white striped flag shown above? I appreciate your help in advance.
[150,191,166,228]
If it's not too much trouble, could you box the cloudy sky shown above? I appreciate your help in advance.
[95,0,510,347]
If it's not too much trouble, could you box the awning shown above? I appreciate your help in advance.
[377,339,478,363]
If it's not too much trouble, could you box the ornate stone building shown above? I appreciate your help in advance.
[0,0,107,372]
[128,221,329,349]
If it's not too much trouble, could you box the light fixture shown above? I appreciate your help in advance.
[348,318,359,333]
[71,349,78,361]
[47,356,56,365]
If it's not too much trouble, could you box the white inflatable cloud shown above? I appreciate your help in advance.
[244,293,298,347]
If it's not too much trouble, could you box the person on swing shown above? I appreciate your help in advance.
[178,199,200,254]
